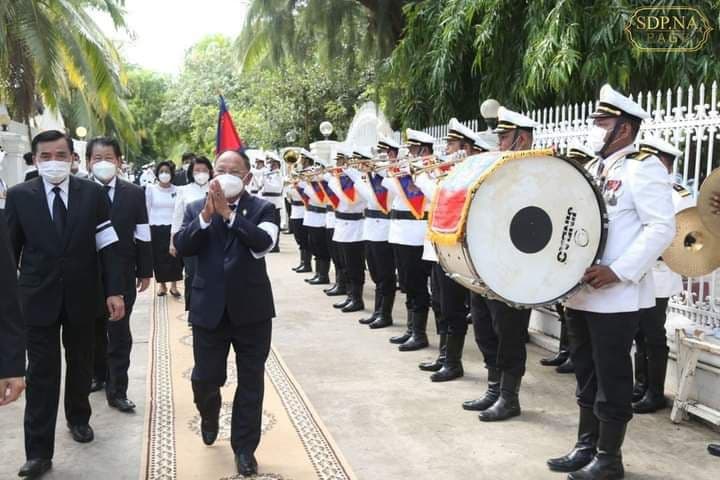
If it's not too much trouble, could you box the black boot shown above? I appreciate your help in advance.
[632,349,647,402]
[333,293,352,309]
[462,368,500,411]
[633,345,668,414]
[478,372,521,422]
[431,334,465,382]
[556,356,575,374]
[292,249,306,271]
[709,444,720,457]
[308,259,330,285]
[342,284,365,313]
[389,308,413,344]
[370,291,395,329]
[547,407,598,472]
[569,422,626,480]
[540,350,569,367]
[419,334,446,372]
[359,293,381,324]
[399,310,429,351]
[296,250,313,273]
[324,268,347,296]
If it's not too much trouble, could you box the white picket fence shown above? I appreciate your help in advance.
[421,81,720,330]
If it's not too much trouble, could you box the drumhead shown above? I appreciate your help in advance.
[465,155,607,306]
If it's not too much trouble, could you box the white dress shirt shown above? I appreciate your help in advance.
[325,173,366,243]
[564,145,676,313]
[146,184,178,226]
[43,177,70,216]
[381,174,429,247]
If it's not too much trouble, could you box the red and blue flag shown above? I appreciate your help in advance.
[369,173,389,214]
[338,175,357,203]
[216,96,244,155]
[320,180,340,209]
[395,175,426,219]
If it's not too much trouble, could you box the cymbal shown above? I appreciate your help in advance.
[697,167,720,237]
[663,207,720,277]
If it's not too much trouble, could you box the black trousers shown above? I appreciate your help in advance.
[183,256,197,310]
[191,315,272,455]
[150,225,183,282]
[566,308,640,424]
[471,294,530,376]
[393,244,431,313]
[307,225,330,261]
[93,274,138,399]
[438,267,470,336]
[290,219,308,251]
[635,297,669,360]
[284,199,292,232]
[25,307,93,459]
[365,240,396,297]
[270,208,281,252]
[327,229,343,277]
[340,241,365,287]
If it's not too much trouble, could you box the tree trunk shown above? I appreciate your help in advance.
[354,0,406,43]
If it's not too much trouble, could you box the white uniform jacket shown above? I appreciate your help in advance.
[564,145,676,314]
[324,173,365,243]
[288,185,306,220]
[260,170,284,209]
[415,173,439,263]
[653,182,695,298]
[249,167,265,195]
[300,180,327,228]
[381,173,429,247]
[345,168,392,242]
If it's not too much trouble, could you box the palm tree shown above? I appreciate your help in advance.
[0,0,136,146]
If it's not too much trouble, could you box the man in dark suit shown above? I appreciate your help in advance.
[85,136,153,413]
[174,149,277,477]
[5,130,125,479]
[172,151,195,186]
[0,217,25,407]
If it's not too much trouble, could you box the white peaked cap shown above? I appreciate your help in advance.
[566,142,596,160]
[406,128,436,146]
[336,144,354,158]
[352,145,373,159]
[591,84,650,120]
[639,136,683,158]
[446,118,477,142]
[494,107,538,133]
[377,135,401,150]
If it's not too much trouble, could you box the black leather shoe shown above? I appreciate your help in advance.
[341,298,364,313]
[632,391,666,414]
[108,397,136,413]
[463,368,501,411]
[418,357,443,372]
[547,446,596,473]
[308,275,330,285]
[304,274,319,283]
[568,422,626,480]
[235,453,258,476]
[556,357,575,374]
[18,459,52,478]
[201,417,219,446]
[399,334,429,351]
[369,315,393,329]
[708,443,720,457]
[90,378,106,392]
[540,350,569,367]
[431,364,464,382]
[325,284,347,296]
[333,297,352,309]
[389,331,411,343]
[68,424,94,443]
[478,373,521,422]
[359,312,378,325]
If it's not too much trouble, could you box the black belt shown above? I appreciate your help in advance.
[262,192,282,197]
[250,190,259,194]
[326,206,334,212]
[291,201,304,206]
[306,205,326,214]
[390,209,428,221]
[335,212,364,221]
[365,209,390,219]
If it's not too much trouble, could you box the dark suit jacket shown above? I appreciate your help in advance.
[172,169,188,186]
[5,176,124,326]
[108,179,153,280]
[0,218,25,378]
[24,170,39,181]
[174,192,276,329]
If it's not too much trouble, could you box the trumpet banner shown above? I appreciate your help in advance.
[320,180,340,209]
[394,175,426,220]
[338,175,357,203]
[369,173,390,214]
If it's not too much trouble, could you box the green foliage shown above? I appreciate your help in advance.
[0,0,136,146]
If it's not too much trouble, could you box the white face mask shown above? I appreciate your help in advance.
[587,125,609,154]
[158,172,172,184]
[38,160,72,184]
[194,172,210,185]
[92,160,117,182]
[216,174,245,198]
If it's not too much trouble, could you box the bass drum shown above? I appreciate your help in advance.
[432,150,608,308]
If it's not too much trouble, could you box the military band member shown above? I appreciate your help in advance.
[547,85,675,479]
[462,107,536,421]
[323,147,351,298]
[566,143,597,165]
[379,129,435,351]
[630,137,692,415]
[345,138,397,328]
[260,153,283,253]
[289,153,312,273]
[324,148,368,312]
[299,151,331,285]
[249,157,266,196]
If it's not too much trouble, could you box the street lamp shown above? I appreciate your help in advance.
[285,130,297,144]
[0,104,11,132]
[480,98,500,130]
[75,126,87,139]
[319,121,333,140]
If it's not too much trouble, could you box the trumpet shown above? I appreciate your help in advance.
[387,151,467,178]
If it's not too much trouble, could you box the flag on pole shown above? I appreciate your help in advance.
[216,96,243,155]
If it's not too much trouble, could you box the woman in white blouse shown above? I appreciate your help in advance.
[171,156,213,309]
[146,161,184,297]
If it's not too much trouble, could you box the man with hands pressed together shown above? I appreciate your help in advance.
[5,130,125,479]
[174,149,277,477]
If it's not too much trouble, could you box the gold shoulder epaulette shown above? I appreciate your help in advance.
[673,183,691,197]
[627,151,651,161]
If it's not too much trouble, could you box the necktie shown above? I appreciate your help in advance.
[103,185,113,205]
[226,204,237,226]
[52,186,67,236]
